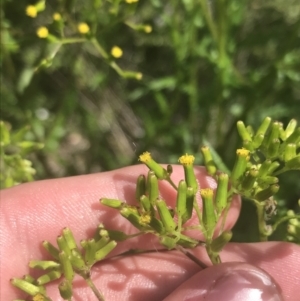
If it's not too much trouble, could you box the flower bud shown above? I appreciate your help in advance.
[255,117,272,136]
[156,199,176,233]
[57,235,71,256]
[284,119,297,139]
[210,230,232,253]
[284,143,297,162]
[100,198,124,209]
[176,180,187,219]
[182,187,195,224]
[201,146,217,176]
[29,260,60,270]
[36,271,62,285]
[254,184,279,201]
[94,240,117,261]
[59,251,74,282]
[215,173,229,213]
[11,278,40,295]
[135,175,146,202]
[147,171,159,204]
[200,188,216,239]
[178,154,199,192]
[62,227,77,250]
[139,152,168,179]
[237,121,252,142]
[59,279,73,300]
[231,148,250,186]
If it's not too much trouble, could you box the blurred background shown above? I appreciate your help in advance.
[1,0,300,241]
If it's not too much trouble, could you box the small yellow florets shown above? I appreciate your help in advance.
[126,0,139,3]
[200,188,214,198]
[53,12,62,21]
[26,5,37,18]
[144,25,152,33]
[178,153,195,166]
[36,27,49,38]
[33,293,46,301]
[111,46,123,58]
[139,151,152,163]
[236,148,250,156]
[139,214,151,225]
[136,72,143,80]
[78,22,90,34]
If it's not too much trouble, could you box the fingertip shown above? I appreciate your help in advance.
[163,262,284,301]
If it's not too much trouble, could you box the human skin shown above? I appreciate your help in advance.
[1,165,299,301]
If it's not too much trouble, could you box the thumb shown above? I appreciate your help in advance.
[163,262,283,301]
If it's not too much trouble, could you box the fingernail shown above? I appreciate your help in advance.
[205,263,284,301]
[163,262,284,301]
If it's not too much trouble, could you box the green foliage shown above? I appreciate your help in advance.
[0,121,43,189]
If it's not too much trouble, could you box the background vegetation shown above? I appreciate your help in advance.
[1,0,300,242]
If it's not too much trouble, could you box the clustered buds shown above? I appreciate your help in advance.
[101,155,206,250]
[11,227,116,300]
[102,151,232,262]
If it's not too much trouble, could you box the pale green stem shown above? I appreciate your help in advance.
[256,202,272,241]
[59,38,87,45]
[176,245,208,269]
[272,215,300,233]
[85,277,105,301]
[90,38,109,59]
[199,0,218,42]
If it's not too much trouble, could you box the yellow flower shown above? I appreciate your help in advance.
[136,72,143,80]
[78,22,90,34]
[36,27,49,38]
[111,46,123,58]
[33,293,46,301]
[144,25,152,33]
[26,5,37,18]
[53,12,62,21]
[139,213,151,225]
[178,153,195,166]
[200,188,214,198]
[126,0,139,3]
[236,148,250,160]
[139,151,151,163]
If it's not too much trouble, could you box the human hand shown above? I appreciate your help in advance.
[1,165,299,301]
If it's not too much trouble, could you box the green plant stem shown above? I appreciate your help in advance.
[166,176,178,190]
[90,38,109,59]
[219,191,234,233]
[193,200,205,236]
[85,276,105,301]
[59,38,86,45]
[206,244,221,265]
[176,245,208,269]
[199,0,218,42]
[272,214,300,232]
[256,201,272,241]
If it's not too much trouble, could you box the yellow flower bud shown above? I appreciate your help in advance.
[111,46,123,58]
[144,25,152,33]
[78,22,90,34]
[136,72,143,80]
[33,293,46,301]
[36,27,49,38]
[178,153,195,165]
[26,5,37,18]
[53,12,62,21]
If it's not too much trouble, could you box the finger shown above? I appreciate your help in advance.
[164,242,300,301]
[0,165,240,300]
[163,262,284,301]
